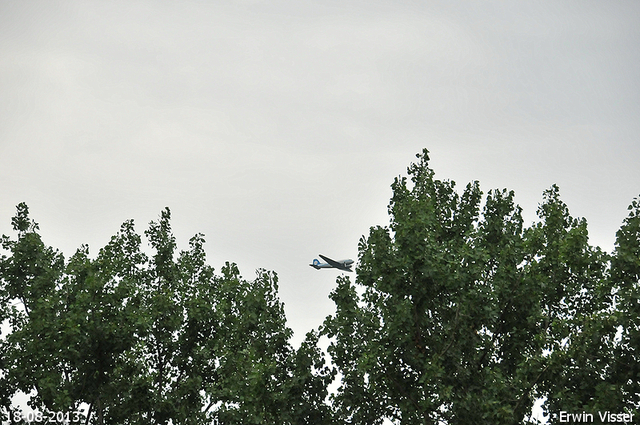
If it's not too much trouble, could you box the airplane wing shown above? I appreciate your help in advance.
[319,254,352,271]
[319,254,341,268]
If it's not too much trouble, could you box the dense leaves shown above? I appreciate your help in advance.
[322,149,639,424]
[0,205,333,424]
[2,149,639,424]
[609,197,640,414]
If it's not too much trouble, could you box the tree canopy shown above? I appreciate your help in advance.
[321,149,639,424]
[1,149,639,424]
[0,205,333,424]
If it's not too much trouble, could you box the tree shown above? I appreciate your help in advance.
[322,149,635,424]
[0,204,334,424]
[3,151,638,425]
[608,197,640,413]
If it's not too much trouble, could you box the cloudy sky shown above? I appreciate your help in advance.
[1,0,639,351]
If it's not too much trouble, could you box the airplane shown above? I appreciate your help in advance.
[309,254,354,272]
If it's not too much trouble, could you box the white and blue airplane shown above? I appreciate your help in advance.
[309,254,354,272]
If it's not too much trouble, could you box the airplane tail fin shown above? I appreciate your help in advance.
[313,259,320,266]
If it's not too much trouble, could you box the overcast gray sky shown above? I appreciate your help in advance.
[1,0,639,349]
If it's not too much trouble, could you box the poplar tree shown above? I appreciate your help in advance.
[0,205,333,424]
[322,149,635,424]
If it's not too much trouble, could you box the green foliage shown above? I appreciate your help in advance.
[322,149,637,424]
[609,197,640,413]
[2,151,639,425]
[0,206,333,424]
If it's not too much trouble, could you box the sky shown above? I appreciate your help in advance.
[1,0,639,371]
